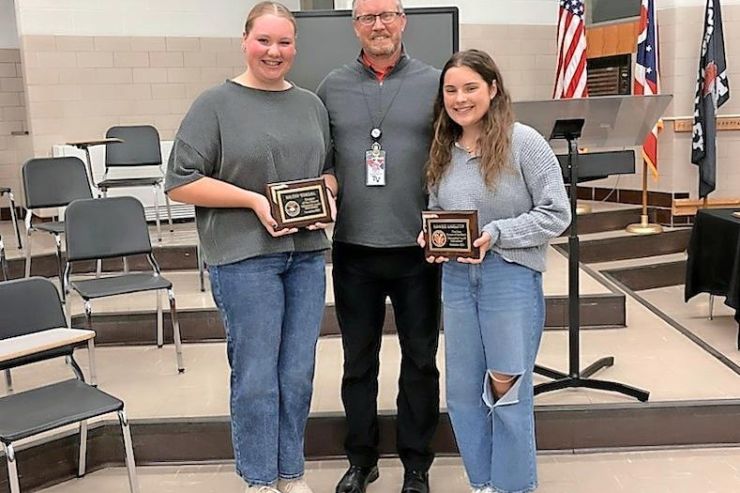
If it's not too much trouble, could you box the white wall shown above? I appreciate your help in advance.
[0,0,19,48]
[658,0,740,8]
[14,0,301,37]
[336,0,559,25]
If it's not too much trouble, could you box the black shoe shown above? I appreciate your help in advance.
[335,465,380,493]
[401,470,429,493]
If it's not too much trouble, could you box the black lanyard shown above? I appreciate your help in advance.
[360,70,407,143]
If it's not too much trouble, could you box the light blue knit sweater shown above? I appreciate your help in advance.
[428,122,571,272]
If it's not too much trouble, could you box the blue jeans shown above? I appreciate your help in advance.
[209,251,326,486]
[443,253,544,493]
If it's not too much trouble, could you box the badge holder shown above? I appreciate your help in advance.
[365,141,386,186]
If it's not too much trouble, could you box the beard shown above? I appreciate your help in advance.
[364,34,399,57]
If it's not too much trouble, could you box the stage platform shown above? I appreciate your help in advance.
[2,202,739,492]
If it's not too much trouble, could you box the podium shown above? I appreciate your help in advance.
[513,94,671,401]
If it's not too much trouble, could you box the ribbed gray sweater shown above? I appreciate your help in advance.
[429,122,571,272]
[165,80,331,266]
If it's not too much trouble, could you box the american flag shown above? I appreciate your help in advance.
[553,0,588,99]
[634,0,660,177]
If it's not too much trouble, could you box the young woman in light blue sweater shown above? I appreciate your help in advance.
[419,49,571,493]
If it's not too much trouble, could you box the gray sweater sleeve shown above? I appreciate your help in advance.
[481,127,571,249]
[165,90,221,192]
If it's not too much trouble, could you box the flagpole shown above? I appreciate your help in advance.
[626,160,663,234]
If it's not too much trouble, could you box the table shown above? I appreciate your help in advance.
[685,208,740,349]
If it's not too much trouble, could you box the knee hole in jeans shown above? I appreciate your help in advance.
[483,370,523,408]
[489,371,518,399]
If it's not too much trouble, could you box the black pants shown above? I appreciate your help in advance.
[332,242,440,472]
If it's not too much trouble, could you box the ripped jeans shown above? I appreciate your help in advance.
[443,253,544,493]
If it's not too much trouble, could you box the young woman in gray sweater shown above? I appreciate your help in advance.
[419,49,571,493]
[166,3,334,493]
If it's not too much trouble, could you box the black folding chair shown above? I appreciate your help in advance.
[92,125,173,242]
[63,196,185,373]
[0,277,139,493]
[22,157,93,300]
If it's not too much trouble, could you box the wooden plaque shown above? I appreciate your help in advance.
[266,178,332,229]
[422,210,480,258]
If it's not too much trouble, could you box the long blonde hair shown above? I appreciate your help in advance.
[426,49,514,189]
[244,1,296,35]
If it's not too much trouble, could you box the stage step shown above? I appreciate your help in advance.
[554,228,691,264]
[70,290,626,346]
[3,400,739,492]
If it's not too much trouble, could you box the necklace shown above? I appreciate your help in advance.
[456,139,478,155]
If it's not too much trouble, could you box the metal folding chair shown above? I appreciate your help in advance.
[63,196,185,373]
[22,157,93,301]
[0,277,139,493]
[92,125,173,242]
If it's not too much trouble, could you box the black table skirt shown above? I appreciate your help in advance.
[685,209,740,332]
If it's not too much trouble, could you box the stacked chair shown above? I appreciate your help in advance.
[0,277,139,493]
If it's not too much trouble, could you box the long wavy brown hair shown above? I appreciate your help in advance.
[426,49,514,189]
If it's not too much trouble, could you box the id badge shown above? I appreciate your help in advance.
[365,142,386,186]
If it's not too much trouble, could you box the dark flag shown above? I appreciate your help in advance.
[691,0,730,198]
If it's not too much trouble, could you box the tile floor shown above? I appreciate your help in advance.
[42,448,740,493]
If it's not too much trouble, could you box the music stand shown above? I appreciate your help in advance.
[513,94,671,401]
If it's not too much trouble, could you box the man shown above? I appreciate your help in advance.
[317,1,441,492]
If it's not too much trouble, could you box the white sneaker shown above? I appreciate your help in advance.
[277,478,313,493]
[244,484,280,493]
[471,488,495,493]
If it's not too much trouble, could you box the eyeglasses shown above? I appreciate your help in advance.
[354,11,403,26]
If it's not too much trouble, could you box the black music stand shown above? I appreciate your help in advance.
[513,94,671,401]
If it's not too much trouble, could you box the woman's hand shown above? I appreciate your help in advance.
[417,230,426,248]
[418,230,449,264]
[457,232,492,264]
[253,194,298,237]
[307,190,337,231]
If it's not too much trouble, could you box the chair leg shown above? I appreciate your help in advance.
[163,185,174,232]
[54,233,65,303]
[24,212,32,277]
[3,443,20,493]
[117,410,141,493]
[87,338,98,386]
[84,300,93,332]
[123,256,129,274]
[0,238,8,281]
[153,184,162,242]
[168,288,185,373]
[7,190,22,249]
[197,242,205,292]
[78,420,88,477]
[156,291,163,348]
[63,291,73,327]
[4,368,12,393]
[709,294,715,320]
